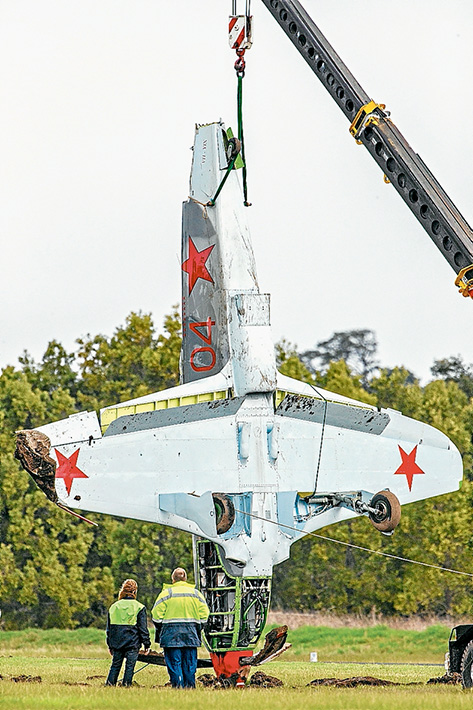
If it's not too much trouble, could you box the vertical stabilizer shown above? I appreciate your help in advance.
[181,122,276,395]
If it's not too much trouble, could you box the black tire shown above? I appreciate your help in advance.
[368,491,401,532]
[212,493,235,534]
[461,640,473,688]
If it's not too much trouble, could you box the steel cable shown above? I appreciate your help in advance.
[235,508,473,578]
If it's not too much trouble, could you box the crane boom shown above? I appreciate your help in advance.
[259,0,473,297]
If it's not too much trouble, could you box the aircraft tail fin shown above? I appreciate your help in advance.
[181,121,276,395]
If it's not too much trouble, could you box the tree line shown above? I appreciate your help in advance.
[1,313,472,629]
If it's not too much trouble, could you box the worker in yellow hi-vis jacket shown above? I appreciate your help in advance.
[152,568,209,688]
[106,579,150,686]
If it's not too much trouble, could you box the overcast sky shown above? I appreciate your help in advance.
[1,0,472,382]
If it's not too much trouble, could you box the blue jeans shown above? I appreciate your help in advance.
[106,647,139,686]
[164,647,197,688]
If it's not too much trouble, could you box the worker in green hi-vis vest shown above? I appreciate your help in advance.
[106,579,151,686]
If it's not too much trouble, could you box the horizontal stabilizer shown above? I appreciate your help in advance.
[277,393,390,435]
[104,397,245,437]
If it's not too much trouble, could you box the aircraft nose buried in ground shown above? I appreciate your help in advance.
[16,121,462,680]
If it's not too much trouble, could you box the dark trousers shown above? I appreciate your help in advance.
[106,647,139,686]
[163,646,197,688]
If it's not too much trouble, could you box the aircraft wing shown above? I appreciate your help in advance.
[16,376,462,574]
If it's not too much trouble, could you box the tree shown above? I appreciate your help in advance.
[301,329,379,386]
[275,339,315,384]
[370,367,423,418]
[317,360,376,405]
[76,309,181,411]
[431,355,473,400]
[107,521,193,611]
[0,309,184,628]
[19,341,78,399]
[0,369,114,628]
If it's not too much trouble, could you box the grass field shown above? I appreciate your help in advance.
[0,625,469,709]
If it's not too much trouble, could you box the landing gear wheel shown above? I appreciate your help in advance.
[212,493,235,534]
[368,491,401,533]
[226,137,241,161]
[461,640,473,688]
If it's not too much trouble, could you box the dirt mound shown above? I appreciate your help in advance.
[198,673,220,688]
[10,675,42,683]
[309,676,397,688]
[86,675,106,680]
[63,681,90,686]
[15,430,58,502]
[427,672,461,685]
[197,670,283,688]
[198,672,241,688]
[249,671,283,687]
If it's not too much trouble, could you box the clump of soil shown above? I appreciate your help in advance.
[427,672,461,685]
[198,673,220,688]
[86,675,106,680]
[63,681,90,686]
[249,671,283,687]
[10,675,42,683]
[309,676,397,688]
[15,430,58,502]
[197,671,283,688]
[197,672,241,688]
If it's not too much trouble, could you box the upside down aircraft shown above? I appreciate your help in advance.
[15,0,471,682]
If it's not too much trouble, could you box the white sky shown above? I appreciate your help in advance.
[1,0,472,382]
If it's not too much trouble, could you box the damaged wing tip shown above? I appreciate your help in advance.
[14,428,58,504]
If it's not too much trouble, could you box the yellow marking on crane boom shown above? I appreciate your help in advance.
[455,263,473,298]
[349,100,386,143]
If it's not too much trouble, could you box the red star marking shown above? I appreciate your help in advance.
[55,449,88,495]
[182,238,215,294]
[394,445,424,492]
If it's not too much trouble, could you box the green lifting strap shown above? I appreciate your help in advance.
[207,155,237,207]
[207,74,250,207]
[237,74,250,207]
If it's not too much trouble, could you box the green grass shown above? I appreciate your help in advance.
[0,628,108,658]
[0,657,467,710]
[0,624,452,663]
[282,623,451,663]
[0,626,464,710]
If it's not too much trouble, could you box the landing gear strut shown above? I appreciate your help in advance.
[306,489,401,534]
